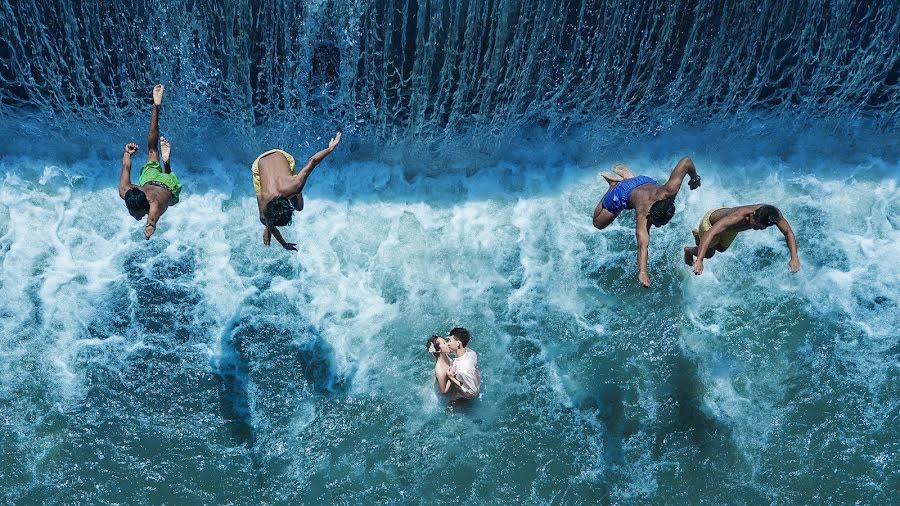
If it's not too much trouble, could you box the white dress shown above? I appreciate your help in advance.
[451,350,481,400]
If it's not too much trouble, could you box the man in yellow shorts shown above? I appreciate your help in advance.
[118,84,181,240]
[684,204,801,275]
[252,132,341,250]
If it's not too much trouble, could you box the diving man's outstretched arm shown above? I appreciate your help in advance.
[692,211,744,275]
[263,225,297,251]
[288,132,342,195]
[636,214,652,287]
[777,216,801,273]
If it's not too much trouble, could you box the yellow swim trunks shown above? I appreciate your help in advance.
[251,149,296,196]
[698,207,738,250]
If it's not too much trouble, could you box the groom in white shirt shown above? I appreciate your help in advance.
[446,327,481,400]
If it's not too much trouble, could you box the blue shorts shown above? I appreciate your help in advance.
[601,176,657,214]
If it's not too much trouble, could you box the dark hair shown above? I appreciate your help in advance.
[426,335,442,357]
[448,327,470,348]
[754,205,780,227]
[648,198,676,225]
[124,188,149,214]
[265,197,293,226]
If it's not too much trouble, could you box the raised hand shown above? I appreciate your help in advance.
[328,131,342,151]
[125,143,138,155]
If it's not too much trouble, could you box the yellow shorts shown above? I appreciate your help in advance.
[698,207,738,250]
[251,149,296,196]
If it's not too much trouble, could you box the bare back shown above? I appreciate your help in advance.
[256,152,301,214]
[435,359,449,382]
[140,184,173,214]
[257,152,295,196]
[627,183,665,215]
[434,355,451,394]
[709,205,766,233]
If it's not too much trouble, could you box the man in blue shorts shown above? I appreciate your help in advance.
[592,157,701,287]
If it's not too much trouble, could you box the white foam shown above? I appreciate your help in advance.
[0,137,897,499]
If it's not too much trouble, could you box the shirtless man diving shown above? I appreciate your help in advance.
[251,133,341,250]
[684,204,800,275]
[118,84,181,240]
[593,157,701,287]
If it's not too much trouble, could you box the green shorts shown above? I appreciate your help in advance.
[138,161,182,205]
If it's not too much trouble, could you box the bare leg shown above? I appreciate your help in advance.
[593,203,617,229]
[601,172,623,184]
[147,84,164,162]
[160,137,171,173]
[593,182,619,230]
[684,229,700,265]
[684,246,716,263]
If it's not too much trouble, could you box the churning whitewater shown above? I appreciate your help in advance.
[1,0,898,504]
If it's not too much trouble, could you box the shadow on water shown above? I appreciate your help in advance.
[76,239,357,495]
[294,334,351,395]
[215,316,255,448]
[122,241,203,345]
[577,383,641,465]
[213,300,352,450]
[657,351,728,450]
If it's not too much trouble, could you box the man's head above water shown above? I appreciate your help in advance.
[447,327,470,351]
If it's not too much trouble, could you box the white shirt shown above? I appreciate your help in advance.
[451,350,481,400]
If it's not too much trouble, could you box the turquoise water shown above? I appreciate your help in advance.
[2,0,899,503]
[0,127,897,503]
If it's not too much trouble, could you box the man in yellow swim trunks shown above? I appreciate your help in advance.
[684,204,801,275]
[252,132,341,250]
[118,84,181,240]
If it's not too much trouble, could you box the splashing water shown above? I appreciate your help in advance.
[1,132,897,502]
[1,0,898,504]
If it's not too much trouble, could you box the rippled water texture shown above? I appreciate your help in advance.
[2,0,898,147]
[1,0,899,504]
[1,135,897,503]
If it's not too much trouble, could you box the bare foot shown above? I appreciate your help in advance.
[613,164,635,179]
[160,137,171,164]
[153,84,164,106]
[684,247,695,266]
[601,171,623,185]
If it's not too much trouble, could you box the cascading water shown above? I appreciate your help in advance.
[2,0,898,144]
[1,1,898,504]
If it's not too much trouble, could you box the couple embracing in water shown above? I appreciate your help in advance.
[427,328,481,402]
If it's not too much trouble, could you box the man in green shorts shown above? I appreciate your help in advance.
[684,204,801,275]
[118,84,182,240]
